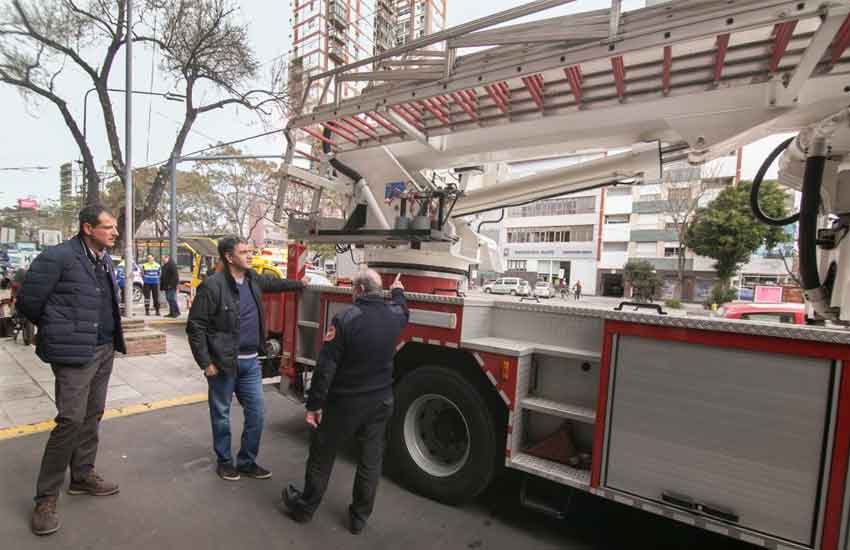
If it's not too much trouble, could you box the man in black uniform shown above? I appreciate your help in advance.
[283,269,408,534]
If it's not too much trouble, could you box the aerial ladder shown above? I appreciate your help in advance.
[266,2,850,549]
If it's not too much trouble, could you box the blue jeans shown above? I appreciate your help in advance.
[165,288,180,316]
[207,358,265,468]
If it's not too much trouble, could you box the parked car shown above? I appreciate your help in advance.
[304,268,332,286]
[721,302,805,325]
[483,277,527,295]
[533,280,556,298]
[517,280,531,297]
[111,257,144,303]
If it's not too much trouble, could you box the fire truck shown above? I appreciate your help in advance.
[260,1,850,548]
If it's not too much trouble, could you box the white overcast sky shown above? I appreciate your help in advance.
[0,0,787,208]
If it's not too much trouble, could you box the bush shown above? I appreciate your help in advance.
[704,283,737,308]
[664,298,682,309]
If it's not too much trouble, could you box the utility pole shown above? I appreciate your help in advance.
[123,0,134,318]
[169,155,177,259]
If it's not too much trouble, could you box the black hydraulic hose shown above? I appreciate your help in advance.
[323,126,362,182]
[476,209,505,233]
[798,154,826,292]
[750,136,800,226]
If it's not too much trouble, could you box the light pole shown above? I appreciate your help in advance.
[80,87,184,200]
[124,0,133,317]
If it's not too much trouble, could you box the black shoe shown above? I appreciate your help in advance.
[237,463,272,479]
[282,485,312,523]
[217,463,240,481]
[349,507,366,535]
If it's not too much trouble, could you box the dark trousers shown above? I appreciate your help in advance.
[165,288,180,317]
[143,283,160,314]
[207,358,265,467]
[35,344,114,501]
[296,393,394,522]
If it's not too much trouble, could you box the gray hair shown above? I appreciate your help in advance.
[353,269,383,295]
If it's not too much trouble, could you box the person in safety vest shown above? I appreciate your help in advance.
[141,254,161,316]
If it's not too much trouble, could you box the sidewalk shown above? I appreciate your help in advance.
[0,323,206,430]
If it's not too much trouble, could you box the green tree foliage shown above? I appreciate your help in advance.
[685,180,791,289]
[624,260,661,302]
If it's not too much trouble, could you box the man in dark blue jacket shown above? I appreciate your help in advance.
[283,269,408,534]
[18,204,126,536]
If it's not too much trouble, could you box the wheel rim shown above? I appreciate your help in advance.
[404,393,471,478]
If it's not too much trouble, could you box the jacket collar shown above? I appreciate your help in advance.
[222,265,253,291]
[72,235,100,284]
[355,292,385,305]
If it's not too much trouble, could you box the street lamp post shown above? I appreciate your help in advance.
[80,87,185,200]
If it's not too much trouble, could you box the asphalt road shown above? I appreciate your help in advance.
[0,388,755,550]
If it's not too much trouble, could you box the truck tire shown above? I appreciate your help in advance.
[389,365,501,505]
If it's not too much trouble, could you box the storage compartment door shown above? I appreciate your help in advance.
[605,335,833,546]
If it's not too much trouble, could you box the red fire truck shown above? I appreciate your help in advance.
[260,1,850,548]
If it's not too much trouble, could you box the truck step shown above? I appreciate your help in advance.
[520,397,595,424]
[510,452,590,490]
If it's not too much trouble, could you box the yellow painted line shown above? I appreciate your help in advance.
[0,393,208,441]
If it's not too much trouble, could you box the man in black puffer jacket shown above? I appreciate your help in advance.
[18,204,126,537]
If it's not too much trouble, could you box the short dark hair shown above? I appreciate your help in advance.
[218,236,248,263]
[79,204,112,234]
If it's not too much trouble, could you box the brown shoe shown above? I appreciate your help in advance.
[31,496,60,536]
[67,471,120,496]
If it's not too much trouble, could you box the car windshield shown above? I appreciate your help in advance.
[536,282,547,287]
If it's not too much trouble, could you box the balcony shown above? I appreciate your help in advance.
[642,258,694,271]
[632,200,666,214]
[329,43,346,64]
[328,2,347,28]
[630,229,678,242]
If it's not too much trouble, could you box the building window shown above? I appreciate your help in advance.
[634,242,657,257]
[603,242,628,252]
[506,225,594,243]
[507,196,596,217]
[665,222,679,230]
[607,186,632,195]
[667,187,691,202]
[605,214,629,224]
[664,246,683,257]
[507,260,527,271]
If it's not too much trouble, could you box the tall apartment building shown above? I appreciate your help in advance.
[393,0,447,47]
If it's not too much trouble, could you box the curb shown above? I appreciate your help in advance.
[0,393,208,441]
[148,319,187,327]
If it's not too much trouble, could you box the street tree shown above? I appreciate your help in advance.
[685,180,791,302]
[196,146,280,239]
[0,0,289,242]
[623,259,661,302]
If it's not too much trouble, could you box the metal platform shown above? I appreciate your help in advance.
[520,397,597,424]
[510,452,591,489]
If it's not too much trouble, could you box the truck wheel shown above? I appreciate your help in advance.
[389,366,501,505]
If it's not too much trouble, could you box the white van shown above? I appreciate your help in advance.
[484,277,526,295]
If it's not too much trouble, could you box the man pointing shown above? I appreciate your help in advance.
[283,270,408,534]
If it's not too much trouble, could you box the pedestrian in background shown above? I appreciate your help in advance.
[160,254,180,318]
[141,254,161,316]
[187,237,305,482]
[18,205,125,536]
[573,280,583,300]
[283,270,408,535]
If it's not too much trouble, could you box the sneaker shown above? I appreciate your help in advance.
[31,496,60,536]
[217,462,241,481]
[282,485,312,523]
[67,471,119,496]
[237,463,272,479]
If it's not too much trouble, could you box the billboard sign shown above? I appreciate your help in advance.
[754,285,783,304]
[17,198,38,210]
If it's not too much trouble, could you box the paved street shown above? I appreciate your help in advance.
[0,390,753,550]
[0,322,201,430]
